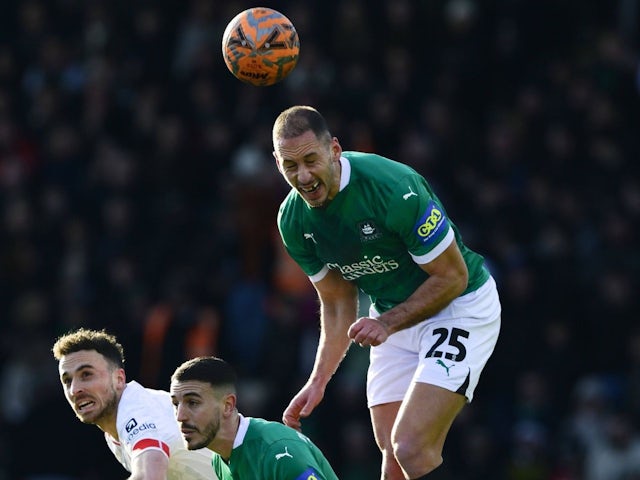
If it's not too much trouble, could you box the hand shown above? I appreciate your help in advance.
[348,317,389,347]
[282,382,325,431]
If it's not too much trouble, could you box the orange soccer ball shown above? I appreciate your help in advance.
[222,7,300,87]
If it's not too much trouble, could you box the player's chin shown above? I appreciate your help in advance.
[183,432,206,450]
[75,409,98,424]
[300,190,327,208]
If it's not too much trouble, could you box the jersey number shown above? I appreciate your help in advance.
[425,327,469,361]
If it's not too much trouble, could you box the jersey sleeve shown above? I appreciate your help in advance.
[263,440,330,480]
[386,174,454,265]
[277,203,326,280]
[117,393,176,461]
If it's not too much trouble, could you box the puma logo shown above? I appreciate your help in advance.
[275,446,293,460]
[402,186,418,200]
[436,359,454,376]
[303,233,317,244]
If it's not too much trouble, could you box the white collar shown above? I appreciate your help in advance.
[233,413,250,449]
[339,156,351,191]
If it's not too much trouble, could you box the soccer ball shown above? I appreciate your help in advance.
[222,7,300,87]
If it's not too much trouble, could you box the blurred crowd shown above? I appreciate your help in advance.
[0,0,639,479]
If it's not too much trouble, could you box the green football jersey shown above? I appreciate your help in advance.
[212,454,233,480]
[277,151,490,314]
[227,416,338,480]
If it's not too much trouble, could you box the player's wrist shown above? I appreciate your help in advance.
[374,316,393,334]
[308,373,331,389]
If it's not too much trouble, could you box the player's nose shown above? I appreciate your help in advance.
[296,164,313,183]
[68,378,82,396]
[174,404,188,422]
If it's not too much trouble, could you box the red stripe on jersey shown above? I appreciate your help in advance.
[132,438,170,457]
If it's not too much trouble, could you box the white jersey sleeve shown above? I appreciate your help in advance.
[105,381,216,480]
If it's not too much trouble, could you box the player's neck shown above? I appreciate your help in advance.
[96,412,119,440]
[96,388,125,440]
[209,411,241,461]
[326,156,343,203]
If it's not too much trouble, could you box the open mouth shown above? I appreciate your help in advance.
[76,400,95,412]
[300,181,320,193]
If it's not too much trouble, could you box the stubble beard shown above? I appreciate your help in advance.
[78,386,118,426]
[188,417,220,451]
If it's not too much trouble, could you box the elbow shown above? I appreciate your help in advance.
[454,265,469,296]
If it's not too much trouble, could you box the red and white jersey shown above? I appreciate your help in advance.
[105,381,215,479]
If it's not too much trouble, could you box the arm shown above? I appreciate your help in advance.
[283,269,358,429]
[268,439,333,480]
[380,239,468,333]
[128,449,170,480]
[310,268,360,385]
[349,240,468,346]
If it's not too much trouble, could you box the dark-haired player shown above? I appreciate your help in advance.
[272,105,501,480]
[170,356,338,480]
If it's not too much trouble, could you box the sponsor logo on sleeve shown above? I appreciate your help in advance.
[125,418,138,433]
[414,201,448,245]
[295,467,321,480]
[125,420,158,442]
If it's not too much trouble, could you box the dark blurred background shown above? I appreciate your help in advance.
[0,0,639,479]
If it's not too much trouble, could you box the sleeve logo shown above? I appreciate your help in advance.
[125,418,138,433]
[414,201,448,244]
[126,421,158,442]
[295,467,320,480]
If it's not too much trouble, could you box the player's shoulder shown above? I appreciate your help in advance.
[277,188,305,232]
[121,381,171,404]
[344,151,421,187]
[246,417,300,441]
[117,382,174,429]
[278,187,301,212]
[247,416,281,432]
[343,151,426,209]
[343,150,417,173]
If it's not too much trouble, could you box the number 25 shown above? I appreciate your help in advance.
[425,327,469,361]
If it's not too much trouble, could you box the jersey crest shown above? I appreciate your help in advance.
[358,219,382,242]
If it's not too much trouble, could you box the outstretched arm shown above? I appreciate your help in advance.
[283,269,359,430]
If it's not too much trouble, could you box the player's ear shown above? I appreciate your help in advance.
[223,393,237,416]
[115,367,126,389]
[273,151,284,174]
[331,137,342,161]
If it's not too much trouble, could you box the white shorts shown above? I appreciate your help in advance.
[367,276,501,407]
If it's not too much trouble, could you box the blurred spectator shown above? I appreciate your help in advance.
[583,412,640,480]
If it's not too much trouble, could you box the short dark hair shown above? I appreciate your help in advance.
[171,356,237,390]
[272,105,332,144]
[52,327,125,368]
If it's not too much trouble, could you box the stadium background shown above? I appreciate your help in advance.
[0,0,638,478]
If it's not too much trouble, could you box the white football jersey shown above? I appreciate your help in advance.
[105,381,215,479]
